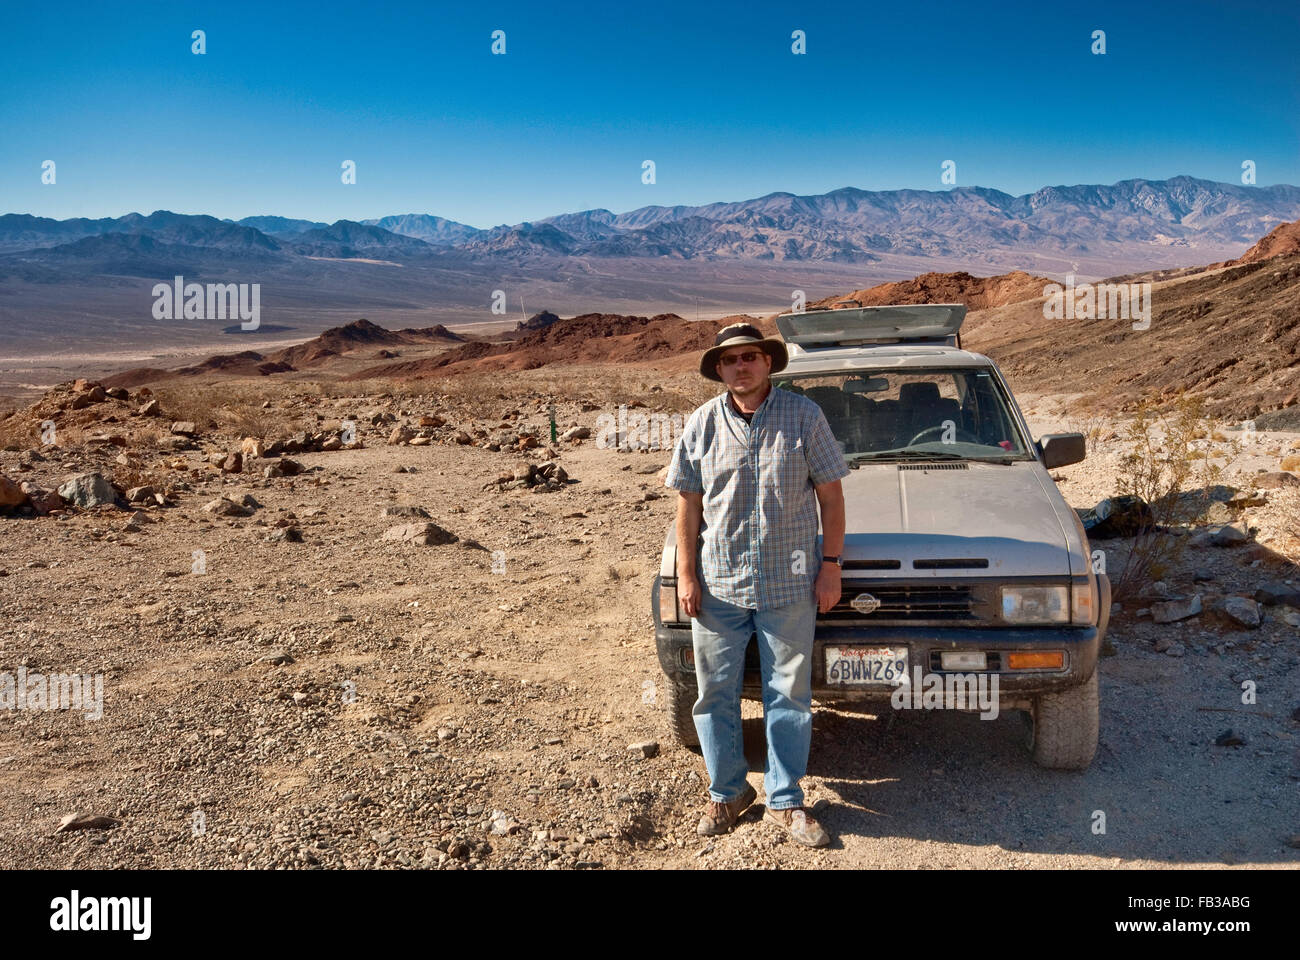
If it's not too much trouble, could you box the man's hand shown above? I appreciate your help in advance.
[679,572,702,618]
[814,562,841,614]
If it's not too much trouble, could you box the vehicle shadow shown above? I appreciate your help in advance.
[735,653,1299,864]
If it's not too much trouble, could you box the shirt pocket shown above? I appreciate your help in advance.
[760,430,808,512]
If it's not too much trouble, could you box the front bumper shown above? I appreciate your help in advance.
[653,577,1105,705]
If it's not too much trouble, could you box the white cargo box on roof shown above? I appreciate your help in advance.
[775,303,966,350]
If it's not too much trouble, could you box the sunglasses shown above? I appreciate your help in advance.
[719,350,763,367]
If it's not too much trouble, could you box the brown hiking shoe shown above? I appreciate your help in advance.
[697,783,758,836]
[764,806,831,847]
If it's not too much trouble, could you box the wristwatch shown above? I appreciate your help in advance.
[823,555,842,568]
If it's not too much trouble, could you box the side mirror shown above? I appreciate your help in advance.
[1039,433,1086,469]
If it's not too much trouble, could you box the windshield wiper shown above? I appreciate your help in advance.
[850,449,967,462]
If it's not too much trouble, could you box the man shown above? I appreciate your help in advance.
[664,321,848,848]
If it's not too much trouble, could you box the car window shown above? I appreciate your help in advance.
[776,368,1031,461]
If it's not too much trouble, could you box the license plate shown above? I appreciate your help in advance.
[825,646,908,685]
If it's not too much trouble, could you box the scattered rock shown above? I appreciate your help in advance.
[56,812,121,834]
[203,497,252,517]
[381,522,458,546]
[22,484,63,514]
[70,386,107,409]
[56,472,118,509]
[1207,522,1250,547]
[1220,596,1261,628]
[1255,582,1300,607]
[379,505,430,519]
[628,741,659,759]
[86,432,127,448]
[0,473,28,509]
[1150,595,1202,623]
[171,421,198,436]
[1259,469,1299,487]
[1214,729,1246,747]
[126,485,156,503]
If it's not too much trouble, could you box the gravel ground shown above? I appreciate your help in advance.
[0,383,1297,869]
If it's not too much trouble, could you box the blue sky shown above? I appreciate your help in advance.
[3,0,1298,227]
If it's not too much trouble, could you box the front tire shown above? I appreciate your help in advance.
[1025,672,1098,770]
[665,675,700,748]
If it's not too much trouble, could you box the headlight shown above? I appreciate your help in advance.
[1001,586,1068,624]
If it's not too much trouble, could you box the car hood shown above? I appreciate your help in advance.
[833,461,1081,578]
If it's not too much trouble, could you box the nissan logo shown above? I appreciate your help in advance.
[851,593,881,614]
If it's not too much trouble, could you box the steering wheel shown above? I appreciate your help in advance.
[907,424,983,447]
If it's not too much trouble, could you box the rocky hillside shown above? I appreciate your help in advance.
[806,270,1055,313]
[964,254,1300,424]
[349,313,722,380]
[103,320,468,388]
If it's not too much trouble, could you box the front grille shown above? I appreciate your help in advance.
[824,583,981,622]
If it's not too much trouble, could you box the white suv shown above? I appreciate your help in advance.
[652,303,1109,770]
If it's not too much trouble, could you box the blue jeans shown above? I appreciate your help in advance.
[690,580,817,811]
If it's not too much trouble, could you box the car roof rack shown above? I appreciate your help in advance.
[776,303,966,349]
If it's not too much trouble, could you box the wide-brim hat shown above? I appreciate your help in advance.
[699,322,789,382]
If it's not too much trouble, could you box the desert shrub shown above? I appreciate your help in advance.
[1107,392,1243,601]
[1063,405,1111,446]
[149,384,220,430]
[110,463,169,494]
[216,402,293,441]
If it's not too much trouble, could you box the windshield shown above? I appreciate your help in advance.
[773,367,1032,462]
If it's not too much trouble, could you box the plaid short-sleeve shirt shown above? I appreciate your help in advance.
[664,385,850,611]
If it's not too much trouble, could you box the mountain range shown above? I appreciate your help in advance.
[4,176,1300,363]
[4,176,1299,265]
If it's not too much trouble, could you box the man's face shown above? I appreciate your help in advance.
[716,343,772,397]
